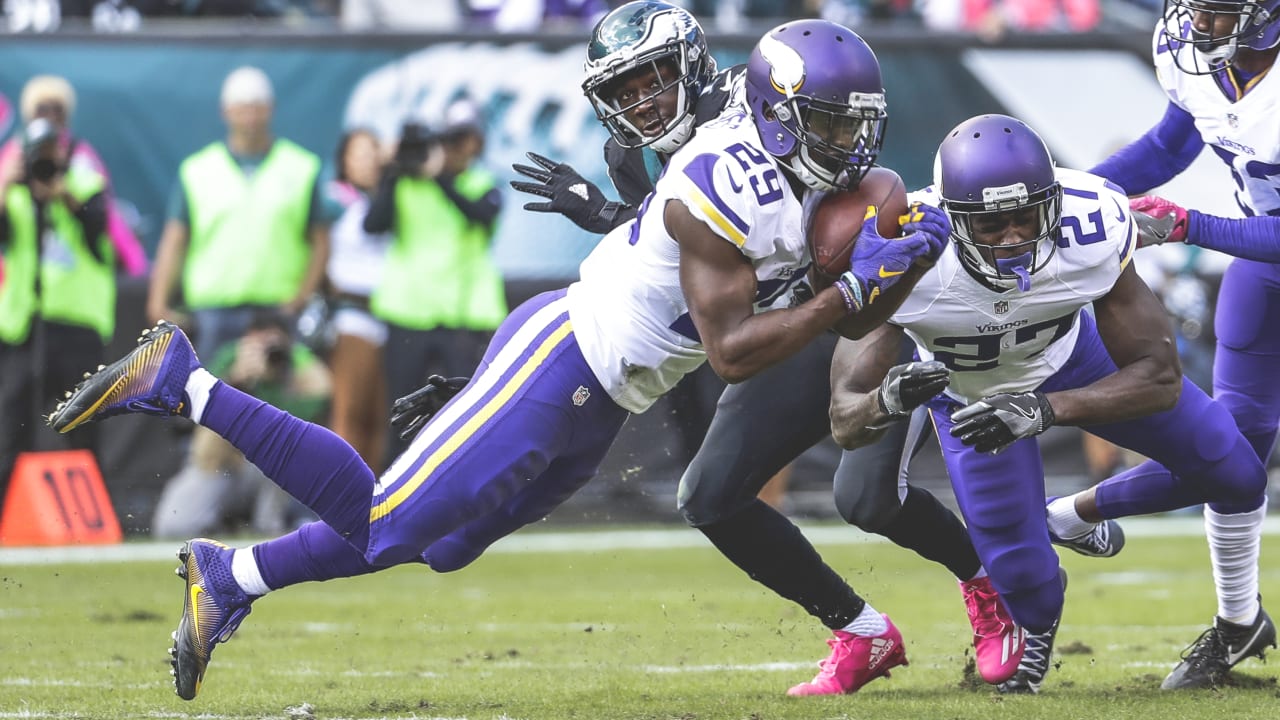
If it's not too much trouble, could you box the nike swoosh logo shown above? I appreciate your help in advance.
[878,266,904,279]
[1010,404,1037,420]
[1113,197,1126,222]
[1226,622,1272,666]
[727,175,743,194]
[190,584,203,644]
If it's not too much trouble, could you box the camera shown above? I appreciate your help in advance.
[264,341,290,371]
[394,121,437,176]
[22,118,64,184]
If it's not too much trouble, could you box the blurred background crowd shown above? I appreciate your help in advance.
[0,0,1261,539]
[5,0,1163,35]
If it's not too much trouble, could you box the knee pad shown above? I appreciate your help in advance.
[835,480,902,533]
[677,461,748,528]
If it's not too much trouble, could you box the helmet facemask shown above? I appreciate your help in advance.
[584,47,700,154]
[1161,0,1280,74]
[773,91,886,192]
[947,182,1063,292]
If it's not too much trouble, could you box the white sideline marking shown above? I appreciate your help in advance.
[1,516,1277,566]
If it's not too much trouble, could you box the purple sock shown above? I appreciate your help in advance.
[253,522,385,589]
[201,382,374,552]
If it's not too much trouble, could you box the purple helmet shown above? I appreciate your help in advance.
[1161,0,1280,74]
[934,115,1062,291]
[745,19,887,192]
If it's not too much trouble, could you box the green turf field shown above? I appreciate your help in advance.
[2,519,1278,719]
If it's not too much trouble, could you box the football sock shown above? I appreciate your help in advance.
[252,522,382,590]
[697,499,866,630]
[1205,499,1266,625]
[185,368,217,423]
[841,604,888,636]
[1046,495,1094,540]
[199,381,375,551]
[230,548,271,597]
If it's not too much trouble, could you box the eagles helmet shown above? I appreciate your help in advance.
[1161,0,1280,74]
[745,19,887,192]
[582,0,716,154]
[935,115,1063,292]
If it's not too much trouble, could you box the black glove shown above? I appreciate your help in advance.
[510,152,627,234]
[950,391,1056,455]
[389,374,470,441]
[878,360,950,418]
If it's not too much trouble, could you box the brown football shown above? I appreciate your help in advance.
[807,166,909,282]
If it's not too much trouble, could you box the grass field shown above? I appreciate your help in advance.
[2,518,1278,720]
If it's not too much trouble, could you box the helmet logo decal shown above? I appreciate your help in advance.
[758,34,805,96]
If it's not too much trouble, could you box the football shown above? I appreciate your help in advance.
[807,166,909,282]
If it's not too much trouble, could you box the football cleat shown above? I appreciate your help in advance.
[170,539,254,700]
[47,320,199,433]
[997,568,1068,695]
[1161,605,1277,690]
[1049,518,1125,558]
[786,615,908,696]
[959,575,1025,684]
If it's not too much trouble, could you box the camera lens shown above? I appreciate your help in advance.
[29,158,59,182]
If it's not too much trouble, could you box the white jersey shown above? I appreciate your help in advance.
[1154,20,1280,217]
[891,169,1137,405]
[567,111,812,413]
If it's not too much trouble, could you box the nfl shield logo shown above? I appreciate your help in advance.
[572,385,590,406]
[1227,113,1240,128]
[994,300,1009,315]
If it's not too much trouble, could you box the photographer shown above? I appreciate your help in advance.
[364,98,505,462]
[0,118,114,503]
[151,310,331,539]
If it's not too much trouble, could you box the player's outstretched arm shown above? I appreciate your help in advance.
[829,323,948,450]
[1049,264,1181,426]
[668,199,847,384]
[510,152,630,234]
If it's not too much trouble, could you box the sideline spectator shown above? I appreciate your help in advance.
[0,75,147,277]
[466,0,607,32]
[0,119,114,503]
[365,97,505,462]
[147,66,329,361]
[324,128,390,472]
[151,310,329,539]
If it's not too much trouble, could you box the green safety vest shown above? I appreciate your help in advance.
[0,167,115,344]
[179,139,320,308]
[371,168,507,331]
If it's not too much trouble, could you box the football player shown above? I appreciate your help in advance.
[417,1,1017,695]
[829,114,1270,696]
[1079,0,1280,689]
[46,20,945,702]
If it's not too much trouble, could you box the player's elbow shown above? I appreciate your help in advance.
[708,358,752,385]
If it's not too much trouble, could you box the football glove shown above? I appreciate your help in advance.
[510,152,627,234]
[834,206,932,312]
[389,374,470,441]
[950,391,1055,455]
[897,202,952,262]
[1129,195,1188,248]
[878,360,950,418]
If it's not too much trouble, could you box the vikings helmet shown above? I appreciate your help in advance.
[582,0,716,154]
[934,115,1063,292]
[1161,0,1280,73]
[744,19,887,192]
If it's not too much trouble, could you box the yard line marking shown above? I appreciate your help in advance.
[1,516,1277,565]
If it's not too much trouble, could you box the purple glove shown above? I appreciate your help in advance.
[833,206,931,313]
[898,202,952,262]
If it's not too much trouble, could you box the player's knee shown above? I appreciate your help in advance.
[677,465,742,528]
[1209,444,1269,504]
[835,483,901,533]
[422,538,482,573]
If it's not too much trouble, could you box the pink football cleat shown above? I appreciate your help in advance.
[786,615,908,696]
[960,575,1026,684]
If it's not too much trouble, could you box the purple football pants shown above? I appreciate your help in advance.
[1101,258,1280,515]
[926,311,1267,633]
[203,290,630,589]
